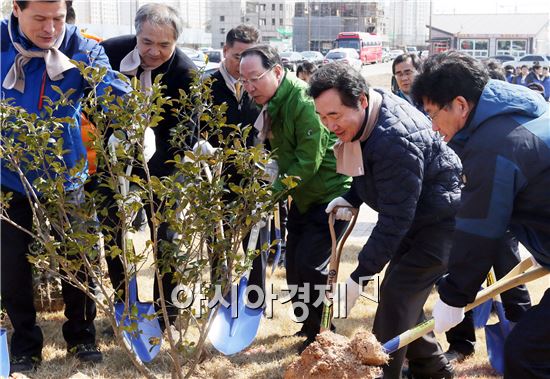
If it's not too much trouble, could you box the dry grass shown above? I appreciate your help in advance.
[7,239,548,379]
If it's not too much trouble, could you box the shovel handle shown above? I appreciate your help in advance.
[382,262,549,354]
[320,207,359,332]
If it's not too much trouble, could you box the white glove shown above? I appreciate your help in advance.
[143,127,156,162]
[530,255,542,268]
[108,127,156,163]
[335,276,371,317]
[432,298,465,333]
[193,139,219,157]
[325,197,353,221]
[108,131,129,153]
[262,159,278,183]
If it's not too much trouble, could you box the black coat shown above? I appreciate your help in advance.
[207,69,260,148]
[100,35,197,177]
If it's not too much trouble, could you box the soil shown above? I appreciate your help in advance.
[284,330,388,379]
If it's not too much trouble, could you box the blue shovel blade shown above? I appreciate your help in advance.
[114,277,162,362]
[473,296,493,328]
[0,328,9,378]
[485,302,510,375]
[208,276,263,355]
[114,301,163,362]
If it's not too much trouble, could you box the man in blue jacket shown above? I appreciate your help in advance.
[413,51,550,379]
[1,0,129,373]
[309,62,461,378]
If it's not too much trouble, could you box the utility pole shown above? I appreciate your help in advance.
[428,0,433,54]
[309,3,313,50]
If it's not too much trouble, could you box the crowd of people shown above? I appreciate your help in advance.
[1,1,549,378]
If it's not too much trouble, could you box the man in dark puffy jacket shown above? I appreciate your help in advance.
[309,62,461,379]
[413,51,550,379]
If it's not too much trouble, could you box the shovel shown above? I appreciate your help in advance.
[0,328,9,378]
[112,159,162,363]
[320,206,359,332]
[208,220,265,355]
[271,204,282,274]
[382,257,544,354]
[485,268,510,375]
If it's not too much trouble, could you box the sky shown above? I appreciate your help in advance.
[433,0,550,14]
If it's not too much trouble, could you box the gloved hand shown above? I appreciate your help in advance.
[325,197,353,220]
[335,276,372,317]
[108,127,156,163]
[432,297,465,333]
[262,159,278,183]
[143,127,156,162]
[108,131,129,153]
[193,139,219,157]
[530,255,542,268]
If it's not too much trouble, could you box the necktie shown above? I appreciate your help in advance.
[235,81,242,101]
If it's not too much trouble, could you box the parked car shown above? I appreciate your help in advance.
[181,47,208,69]
[405,46,418,54]
[323,48,362,71]
[488,54,516,64]
[280,51,304,71]
[389,49,405,60]
[382,47,391,62]
[205,49,223,63]
[300,51,325,66]
[512,54,550,68]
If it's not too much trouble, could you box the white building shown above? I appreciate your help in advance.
[210,0,295,50]
[386,0,430,49]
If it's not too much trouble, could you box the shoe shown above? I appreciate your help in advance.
[297,337,315,354]
[405,360,455,379]
[443,349,473,364]
[68,343,103,363]
[10,355,41,374]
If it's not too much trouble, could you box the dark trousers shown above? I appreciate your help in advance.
[285,202,348,340]
[1,187,96,358]
[96,184,179,329]
[504,288,550,378]
[374,220,454,378]
[446,232,532,355]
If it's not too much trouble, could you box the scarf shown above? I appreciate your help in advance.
[253,105,272,142]
[218,60,242,102]
[3,16,75,93]
[333,89,382,177]
[119,47,152,93]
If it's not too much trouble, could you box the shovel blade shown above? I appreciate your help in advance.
[0,328,9,378]
[473,298,493,328]
[485,301,510,375]
[114,277,162,363]
[208,276,263,355]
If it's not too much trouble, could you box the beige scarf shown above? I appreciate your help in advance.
[3,17,75,93]
[333,89,382,177]
[120,47,152,93]
[218,60,242,102]
[253,105,272,142]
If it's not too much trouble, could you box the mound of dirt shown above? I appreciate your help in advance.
[284,330,388,379]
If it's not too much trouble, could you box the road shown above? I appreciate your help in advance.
[360,61,393,90]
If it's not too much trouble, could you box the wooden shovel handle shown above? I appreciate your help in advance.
[320,207,359,332]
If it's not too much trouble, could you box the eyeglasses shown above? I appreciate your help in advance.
[428,106,445,121]
[239,66,275,87]
[394,69,415,79]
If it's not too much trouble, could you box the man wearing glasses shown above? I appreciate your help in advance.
[239,45,351,351]
[392,53,425,113]
[308,62,460,379]
[413,51,550,378]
